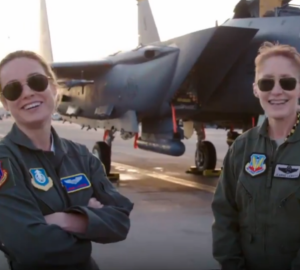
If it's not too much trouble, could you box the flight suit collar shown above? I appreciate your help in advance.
[7,123,68,155]
[50,133,55,152]
[258,113,300,143]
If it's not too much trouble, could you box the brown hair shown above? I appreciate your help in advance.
[255,41,300,80]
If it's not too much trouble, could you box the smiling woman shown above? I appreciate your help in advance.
[0,50,133,270]
[0,50,57,137]
[211,42,300,270]
[253,42,300,138]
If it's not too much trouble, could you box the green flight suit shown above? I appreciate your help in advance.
[0,123,134,270]
[212,115,300,270]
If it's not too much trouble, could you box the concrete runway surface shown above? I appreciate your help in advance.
[0,119,230,270]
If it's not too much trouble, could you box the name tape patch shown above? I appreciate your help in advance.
[61,173,91,193]
[245,153,267,177]
[29,168,53,191]
[274,164,300,179]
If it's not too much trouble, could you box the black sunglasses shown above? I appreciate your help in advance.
[257,77,298,92]
[1,73,50,101]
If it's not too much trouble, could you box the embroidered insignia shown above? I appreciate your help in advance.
[29,168,53,191]
[274,164,300,179]
[0,161,8,188]
[245,153,267,177]
[61,173,91,193]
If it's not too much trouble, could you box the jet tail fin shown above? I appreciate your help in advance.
[137,0,160,45]
[39,0,53,63]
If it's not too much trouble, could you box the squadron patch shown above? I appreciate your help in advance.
[0,160,8,188]
[29,168,53,191]
[245,153,267,177]
[61,173,91,193]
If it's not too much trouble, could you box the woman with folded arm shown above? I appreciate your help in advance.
[0,50,134,270]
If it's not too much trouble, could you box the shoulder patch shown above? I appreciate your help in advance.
[29,168,53,191]
[0,158,16,189]
[0,160,8,187]
[61,173,91,193]
[245,153,267,177]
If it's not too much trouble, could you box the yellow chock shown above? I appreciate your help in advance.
[203,169,221,177]
[108,173,120,183]
[186,166,203,175]
[186,166,221,177]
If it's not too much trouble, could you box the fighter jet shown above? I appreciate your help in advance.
[39,0,300,176]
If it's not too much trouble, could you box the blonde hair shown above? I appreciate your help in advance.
[255,41,300,81]
[0,50,59,105]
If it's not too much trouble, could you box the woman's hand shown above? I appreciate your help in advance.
[88,197,103,209]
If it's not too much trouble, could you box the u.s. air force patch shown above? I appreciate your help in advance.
[0,158,16,189]
[0,160,8,187]
[245,153,267,177]
[29,168,53,191]
[61,173,91,193]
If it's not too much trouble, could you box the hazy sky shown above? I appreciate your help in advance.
[0,0,299,61]
[0,0,242,61]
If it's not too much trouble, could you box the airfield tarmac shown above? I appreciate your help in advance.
[0,118,230,270]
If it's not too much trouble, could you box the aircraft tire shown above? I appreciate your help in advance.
[92,141,112,175]
[195,140,217,172]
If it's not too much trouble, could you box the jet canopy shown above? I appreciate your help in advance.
[233,0,297,18]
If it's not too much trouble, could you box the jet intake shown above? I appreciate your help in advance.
[144,49,158,59]
[136,138,185,156]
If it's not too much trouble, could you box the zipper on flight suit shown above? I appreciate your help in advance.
[266,140,275,188]
[263,139,275,252]
[264,139,287,252]
[41,153,72,208]
[54,155,72,207]
[62,185,72,207]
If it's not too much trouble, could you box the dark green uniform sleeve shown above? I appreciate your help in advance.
[66,151,134,243]
[0,157,91,266]
[211,144,246,270]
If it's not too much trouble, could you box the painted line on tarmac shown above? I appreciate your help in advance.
[112,162,216,193]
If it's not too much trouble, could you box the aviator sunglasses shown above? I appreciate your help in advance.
[257,77,298,92]
[1,73,50,101]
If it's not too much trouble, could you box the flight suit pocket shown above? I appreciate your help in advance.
[235,180,255,229]
[279,189,300,218]
[276,189,300,252]
[61,173,93,206]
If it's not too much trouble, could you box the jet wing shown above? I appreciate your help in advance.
[51,60,113,80]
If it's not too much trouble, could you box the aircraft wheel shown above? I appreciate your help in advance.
[92,141,111,175]
[195,140,217,172]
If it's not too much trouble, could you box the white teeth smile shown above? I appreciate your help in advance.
[23,102,42,110]
[268,100,288,105]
